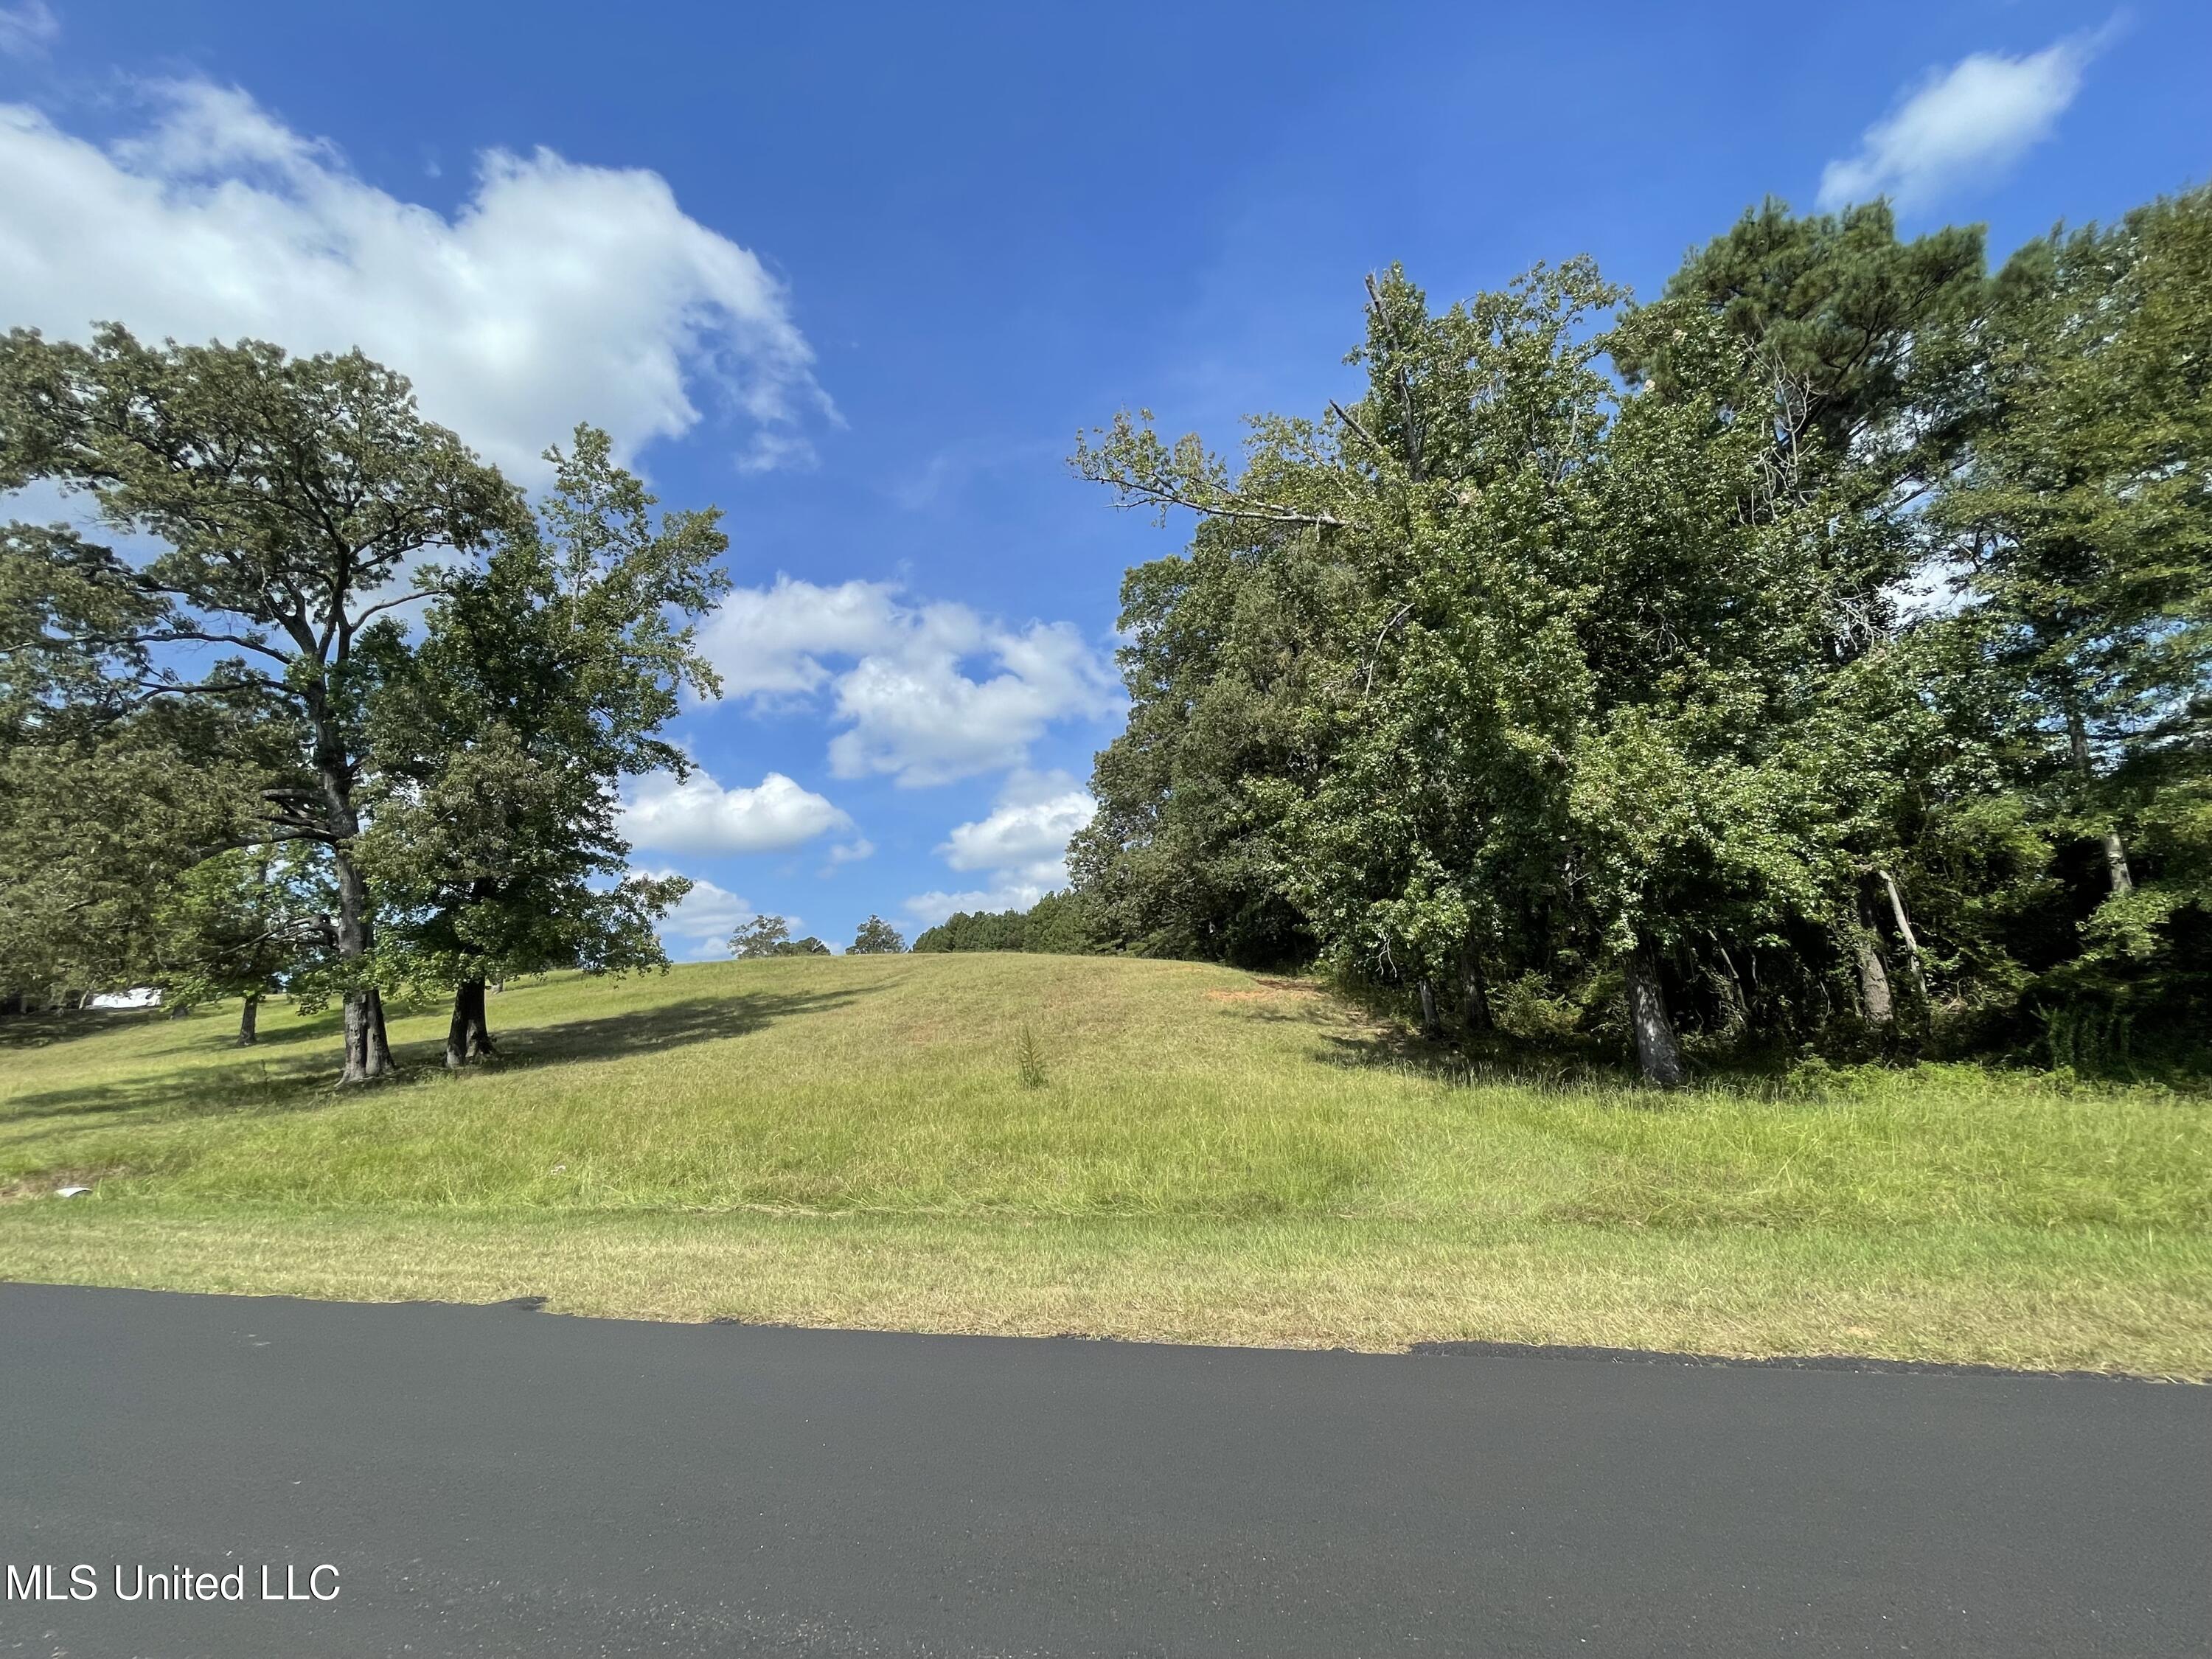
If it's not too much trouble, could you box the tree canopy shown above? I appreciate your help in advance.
[911,892,1095,956]
[1068,187,2212,1079]
[0,333,728,1076]
[849,915,908,954]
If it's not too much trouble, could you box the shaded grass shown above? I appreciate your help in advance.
[3,955,2208,1371]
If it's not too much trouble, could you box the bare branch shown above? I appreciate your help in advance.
[1364,274,1425,481]
[1329,401,1389,467]
[1104,479,1346,529]
[346,588,434,631]
[1363,602,1415,694]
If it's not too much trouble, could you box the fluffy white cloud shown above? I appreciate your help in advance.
[698,577,1119,786]
[621,768,852,855]
[904,771,1095,924]
[939,771,1095,884]
[644,872,753,961]
[0,80,828,477]
[1818,32,2106,212]
[0,1,58,57]
[703,577,911,699]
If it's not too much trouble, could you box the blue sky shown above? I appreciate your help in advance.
[2,0,2205,956]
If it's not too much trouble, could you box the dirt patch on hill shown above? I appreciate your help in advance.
[1205,978,1324,1006]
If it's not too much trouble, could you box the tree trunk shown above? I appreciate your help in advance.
[1416,977,1442,1040]
[333,847,395,1085]
[2067,706,2135,897]
[444,978,498,1071]
[342,987,395,1083]
[1852,929,1893,1027]
[1878,869,1927,999]
[1459,950,1492,1034]
[236,993,260,1047]
[1622,949,1685,1087]
[2101,831,2135,898]
[302,682,395,1086]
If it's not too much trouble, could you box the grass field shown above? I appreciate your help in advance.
[3,953,2208,1374]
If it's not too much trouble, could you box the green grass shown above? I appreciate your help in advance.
[4,954,2208,1374]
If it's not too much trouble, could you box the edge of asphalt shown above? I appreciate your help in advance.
[7,1277,2199,1383]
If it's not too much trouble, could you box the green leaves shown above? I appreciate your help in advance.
[1069,196,2211,1071]
[360,426,730,1004]
[849,915,908,954]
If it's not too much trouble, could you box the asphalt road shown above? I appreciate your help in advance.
[1,1284,2205,1658]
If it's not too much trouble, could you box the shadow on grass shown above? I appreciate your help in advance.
[1296,1007,1700,1101]
[1194,973,1636,1091]
[3,984,888,1135]
[445,984,884,1069]
[0,1007,167,1051]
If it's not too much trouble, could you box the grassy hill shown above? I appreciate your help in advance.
[4,953,2208,1374]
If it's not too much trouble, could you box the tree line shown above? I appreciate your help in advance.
[1,327,726,1078]
[1064,191,2211,1082]
[910,892,1091,955]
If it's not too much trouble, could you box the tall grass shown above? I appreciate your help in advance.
[4,956,2203,1230]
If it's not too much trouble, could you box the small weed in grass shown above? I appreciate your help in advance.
[1015,1021,1048,1089]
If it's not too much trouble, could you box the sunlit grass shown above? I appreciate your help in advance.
[3,954,2207,1371]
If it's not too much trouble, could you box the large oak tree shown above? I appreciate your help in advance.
[0,324,517,1080]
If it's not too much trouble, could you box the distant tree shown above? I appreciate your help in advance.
[849,914,907,954]
[911,892,1097,955]
[731,914,793,959]
[0,691,276,1006]
[776,936,832,956]
[144,848,332,1045]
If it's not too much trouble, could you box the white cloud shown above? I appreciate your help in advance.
[0,80,830,478]
[0,1,58,57]
[698,577,1119,786]
[703,577,910,699]
[644,871,752,961]
[1818,32,2107,212]
[621,768,852,855]
[821,838,874,869]
[938,770,1095,886]
[904,771,1095,924]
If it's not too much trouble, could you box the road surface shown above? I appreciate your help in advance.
[1,1282,2205,1656]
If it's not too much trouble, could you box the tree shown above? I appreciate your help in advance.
[144,848,332,1044]
[0,325,516,1081]
[849,915,906,953]
[357,426,728,1068]
[909,892,1097,955]
[1630,198,1987,573]
[731,914,792,958]
[1074,261,1897,1082]
[1932,185,2212,1037]
[1,523,278,1004]
[1066,514,1325,967]
[0,705,254,1004]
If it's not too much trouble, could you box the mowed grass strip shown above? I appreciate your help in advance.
[4,954,2208,1372]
